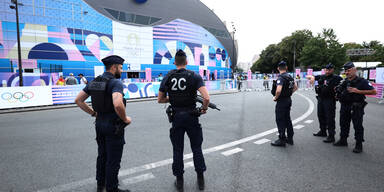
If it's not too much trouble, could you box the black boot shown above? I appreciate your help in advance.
[323,136,335,143]
[175,175,184,191]
[353,142,363,153]
[333,138,348,146]
[271,138,286,147]
[313,130,327,137]
[197,173,205,190]
[286,138,294,145]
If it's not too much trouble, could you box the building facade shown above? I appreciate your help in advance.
[0,0,236,86]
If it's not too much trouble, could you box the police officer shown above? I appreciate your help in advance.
[75,55,131,192]
[271,61,298,147]
[307,64,342,143]
[334,62,376,153]
[158,50,210,191]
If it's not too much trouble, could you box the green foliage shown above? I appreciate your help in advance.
[253,28,350,73]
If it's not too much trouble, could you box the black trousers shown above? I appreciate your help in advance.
[170,110,206,176]
[275,97,294,139]
[339,103,365,142]
[95,114,125,191]
[317,97,336,136]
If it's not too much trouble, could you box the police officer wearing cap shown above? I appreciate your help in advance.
[158,50,210,191]
[271,61,298,147]
[75,55,132,192]
[333,62,376,153]
[307,64,342,143]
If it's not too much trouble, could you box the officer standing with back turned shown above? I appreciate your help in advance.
[75,55,132,192]
[334,62,376,153]
[307,64,342,143]
[271,61,298,147]
[158,50,210,191]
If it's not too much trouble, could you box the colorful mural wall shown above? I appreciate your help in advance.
[0,0,232,87]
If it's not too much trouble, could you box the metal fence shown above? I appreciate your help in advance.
[235,79,314,92]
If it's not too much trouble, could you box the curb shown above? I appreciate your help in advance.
[0,90,238,114]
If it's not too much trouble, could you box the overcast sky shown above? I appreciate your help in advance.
[200,0,384,63]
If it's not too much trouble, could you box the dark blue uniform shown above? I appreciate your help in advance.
[159,68,207,177]
[275,72,295,140]
[83,72,125,191]
[315,74,342,137]
[338,77,374,143]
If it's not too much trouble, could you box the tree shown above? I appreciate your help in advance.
[299,28,346,71]
[278,30,313,71]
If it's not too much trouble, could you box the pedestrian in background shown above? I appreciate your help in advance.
[78,74,88,84]
[65,73,78,85]
[56,75,65,86]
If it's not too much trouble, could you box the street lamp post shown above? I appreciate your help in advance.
[10,0,24,86]
[231,22,236,76]
[293,40,296,73]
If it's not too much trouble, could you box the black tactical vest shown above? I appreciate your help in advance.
[316,75,338,98]
[166,69,197,108]
[281,74,295,97]
[338,77,365,103]
[88,76,114,113]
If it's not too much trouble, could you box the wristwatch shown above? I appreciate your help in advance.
[91,111,97,117]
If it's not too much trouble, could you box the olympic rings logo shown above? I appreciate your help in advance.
[1,91,35,103]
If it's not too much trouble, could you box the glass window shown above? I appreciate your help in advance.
[118,11,125,21]
[134,14,150,25]
[149,17,161,24]
[104,8,118,19]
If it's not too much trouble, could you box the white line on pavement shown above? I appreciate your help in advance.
[254,138,271,145]
[221,148,244,156]
[304,120,314,124]
[184,161,194,169]
[122,173,155,185]
[36,92,314,192]
[294,125,305,130]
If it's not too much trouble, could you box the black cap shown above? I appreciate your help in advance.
[175,49,186,57]
[343,62,355,70]
[325,63,334,69]
[278,61,287,67]
[101,55,124,66]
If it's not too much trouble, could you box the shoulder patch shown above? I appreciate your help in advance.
[277,80,281,84]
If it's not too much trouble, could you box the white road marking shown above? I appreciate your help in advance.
[122,173,155,185]
[184,161,194,169]
[304,120,314,124]
[294,125,305,130]
[36,92,314,192]
[221,148,244,156]
[254,138,271,145]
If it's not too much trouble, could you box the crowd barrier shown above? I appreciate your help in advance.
[236,79,314,91]
[0,80,237,110]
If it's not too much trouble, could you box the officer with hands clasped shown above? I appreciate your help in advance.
[75,55,132,192]
[307,64,342,143]
[334,62,376,153]
[158,50,210,191]
[271,61,298,147]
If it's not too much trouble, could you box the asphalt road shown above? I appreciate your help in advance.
[0,91,383,192]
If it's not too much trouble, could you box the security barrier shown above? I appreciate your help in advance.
[0,80,237,110]
[236,79,314,92]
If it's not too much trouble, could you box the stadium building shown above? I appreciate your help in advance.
[0,0,237,86]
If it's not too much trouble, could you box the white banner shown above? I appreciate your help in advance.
[0,86,53,109]
[113,21,153,70]
[376,67,384,83]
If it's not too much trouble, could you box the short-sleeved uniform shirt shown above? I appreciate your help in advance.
[159,68,204,108]
[341,77,375,103]
[350,78,375,91]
